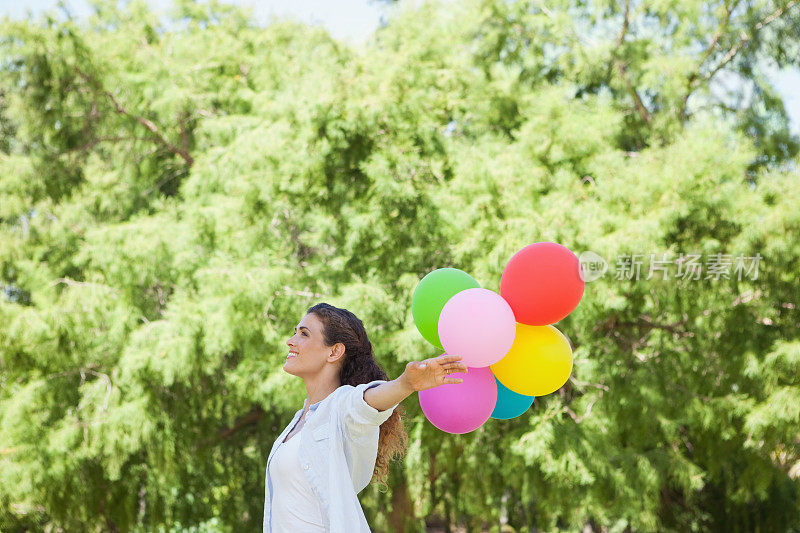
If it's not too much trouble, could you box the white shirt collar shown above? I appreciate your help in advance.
[302,398,323,412]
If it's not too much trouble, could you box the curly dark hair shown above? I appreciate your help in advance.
[306,302,409,490]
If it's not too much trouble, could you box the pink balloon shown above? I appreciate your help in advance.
[438,287,517,367]
[418,364,497,434]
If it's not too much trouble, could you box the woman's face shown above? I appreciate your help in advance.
[284,313,336,376]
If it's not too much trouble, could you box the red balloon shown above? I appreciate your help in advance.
[500,242,584,325]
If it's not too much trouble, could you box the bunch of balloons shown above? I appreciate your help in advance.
[411,242,585,434]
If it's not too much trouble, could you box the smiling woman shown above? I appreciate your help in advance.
[264,302,467,532]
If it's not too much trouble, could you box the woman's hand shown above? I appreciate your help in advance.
[400,354,469,392]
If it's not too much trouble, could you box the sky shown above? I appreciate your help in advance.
[1,0,798,134]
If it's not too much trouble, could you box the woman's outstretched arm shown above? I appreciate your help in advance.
[363,354,468,412]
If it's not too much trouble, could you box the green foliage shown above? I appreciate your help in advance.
[1,0,799,531]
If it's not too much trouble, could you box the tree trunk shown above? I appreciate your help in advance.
[389,471,415,532]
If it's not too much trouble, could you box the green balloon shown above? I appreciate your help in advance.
[411,268,481,350]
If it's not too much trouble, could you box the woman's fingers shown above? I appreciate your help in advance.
[445,377,464,384]
[437,355,466,369]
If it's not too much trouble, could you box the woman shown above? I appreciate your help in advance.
[263,302,467,532]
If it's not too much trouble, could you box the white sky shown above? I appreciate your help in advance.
[1,0,798,134]
[0,0,387,44]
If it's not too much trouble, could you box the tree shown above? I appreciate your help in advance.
[1,0,798,531]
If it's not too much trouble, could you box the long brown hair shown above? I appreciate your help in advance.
[306,303,409,490]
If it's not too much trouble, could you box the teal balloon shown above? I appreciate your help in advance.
[490,376,535,419]
[411,268,480,350]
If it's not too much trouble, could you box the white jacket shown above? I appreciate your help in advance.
[263,380,400,532]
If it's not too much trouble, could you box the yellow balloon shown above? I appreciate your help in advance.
[490,323,573,396]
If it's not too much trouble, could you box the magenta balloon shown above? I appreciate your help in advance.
[418,364,498,434]
[438,288,517,367]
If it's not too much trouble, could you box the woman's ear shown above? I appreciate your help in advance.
[329,342,346,363]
